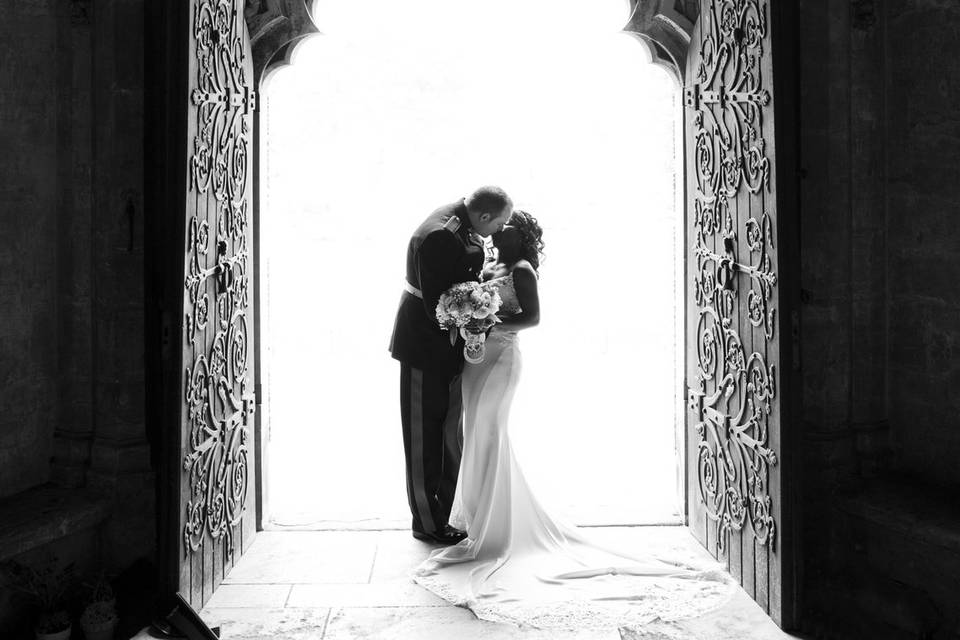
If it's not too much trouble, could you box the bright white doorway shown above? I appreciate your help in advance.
[261,0,683,530]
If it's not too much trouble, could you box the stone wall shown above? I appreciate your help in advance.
[886,1,960,487]
[0,0,152,571]
[796,0,960,635]
[84,0,153,570]
[795,0,960,487]
[796,4,891,620]
[0,1,59,499]
[796,0,960,497]
[798,0,890,496]
[52,0,95,490]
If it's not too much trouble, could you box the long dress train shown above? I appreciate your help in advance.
[412,275,734,630]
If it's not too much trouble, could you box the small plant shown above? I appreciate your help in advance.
[79,570,119,640]
[0,555,77,637]
[80,599,118,640]
[80,600,117,625]
[35,610,71,634]
[1,558,75,611]
[83,570,116,606]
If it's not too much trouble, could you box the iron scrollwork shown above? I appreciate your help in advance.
[686,0,778,551]
[183,0,255,560]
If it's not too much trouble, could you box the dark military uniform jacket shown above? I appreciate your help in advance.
[389,199,485,376]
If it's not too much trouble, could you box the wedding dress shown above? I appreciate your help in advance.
[412,273,735,630]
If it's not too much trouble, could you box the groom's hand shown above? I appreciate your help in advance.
[483,319,501,337]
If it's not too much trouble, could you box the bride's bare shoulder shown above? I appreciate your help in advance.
[510,259,537,278]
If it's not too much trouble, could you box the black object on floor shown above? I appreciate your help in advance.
[151,593,220,639]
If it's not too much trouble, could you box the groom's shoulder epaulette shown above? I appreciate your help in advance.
[442,215,462,233]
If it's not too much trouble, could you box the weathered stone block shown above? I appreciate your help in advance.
[0,0,59,500]
[0,483,109,563]
[824,478,960,638]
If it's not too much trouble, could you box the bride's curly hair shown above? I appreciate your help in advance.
[509,210,545,271]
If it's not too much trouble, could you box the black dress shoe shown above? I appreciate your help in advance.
[412,524,467,545]
[443,524,466,540]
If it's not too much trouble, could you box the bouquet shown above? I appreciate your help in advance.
[436,281,503,363]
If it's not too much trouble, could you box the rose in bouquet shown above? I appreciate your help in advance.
[436,281,503,363]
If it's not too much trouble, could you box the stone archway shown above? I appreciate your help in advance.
[234,0,797,628]
[243,1,698,86]
[622,0,699,81]
[241,0,701,527]
[256,0,688,532]
[245,0,320,83]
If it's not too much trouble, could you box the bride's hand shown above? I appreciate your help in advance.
[482,262,510,281]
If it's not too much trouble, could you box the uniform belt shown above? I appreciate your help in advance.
[404,281,423,299]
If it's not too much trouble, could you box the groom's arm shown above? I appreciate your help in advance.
[417,230,462,327]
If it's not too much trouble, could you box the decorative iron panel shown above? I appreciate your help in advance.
[685,0,778,552]
[182,0,256,571]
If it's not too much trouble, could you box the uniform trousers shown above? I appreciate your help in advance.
[399,363,463,533]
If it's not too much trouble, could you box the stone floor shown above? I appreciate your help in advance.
[188,526,796,640]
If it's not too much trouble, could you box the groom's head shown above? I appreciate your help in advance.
[464,186,513,237]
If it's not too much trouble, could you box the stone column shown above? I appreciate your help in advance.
[886,0,960,487]
[798,0,889,495]
[0,0,59,500]
[51,0,96,489]
[848,0,889,477]
[797,0,857,622]
[84,0,155,571]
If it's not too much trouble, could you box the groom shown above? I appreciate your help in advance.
[389,185,513,544]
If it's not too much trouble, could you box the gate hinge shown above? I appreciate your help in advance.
[683,83,700,110]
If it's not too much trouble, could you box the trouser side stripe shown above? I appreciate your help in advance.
[409,367,435,533]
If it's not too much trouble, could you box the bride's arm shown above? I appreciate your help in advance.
[495,263,539,332]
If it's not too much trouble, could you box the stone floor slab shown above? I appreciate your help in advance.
[288,581,448,608]
[195,527,802,639]
[199,607,331,639]
[368,529,441,583]
[224,530,377,584]
[322,605,622,640]
[620,590,796,640]
[582,526,719,568]
[665,589,796,639]
[203,583,292,608]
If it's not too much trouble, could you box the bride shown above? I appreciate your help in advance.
[412,210,734,630]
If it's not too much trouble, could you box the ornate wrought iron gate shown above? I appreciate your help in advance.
[177,0,258,609]
[683,0,794,624]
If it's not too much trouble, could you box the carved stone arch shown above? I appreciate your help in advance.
[237,0,321,542]
[244,0,320,87]
[622,0,698,83]
[243,1,696,90]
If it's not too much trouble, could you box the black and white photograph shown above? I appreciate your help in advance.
[0,0,957,638]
